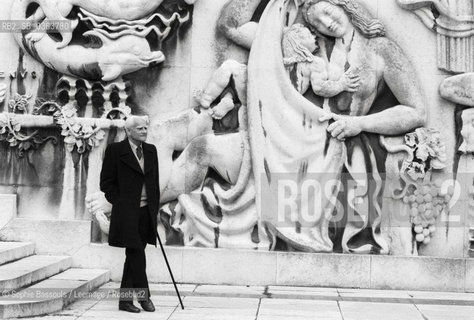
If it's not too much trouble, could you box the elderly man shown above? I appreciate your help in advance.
[100,115,159,313]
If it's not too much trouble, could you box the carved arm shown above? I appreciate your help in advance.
[397,0,450,18]
[357,38,426,135]
[217,0,262,49]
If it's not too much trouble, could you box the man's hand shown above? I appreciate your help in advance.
[86,192,112,235]
[94,210,110,235]
[319,113,363,141]
[86,191,112,215]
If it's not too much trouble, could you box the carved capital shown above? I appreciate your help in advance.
[397,0,474,73]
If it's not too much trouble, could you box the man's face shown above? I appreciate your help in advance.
[127,118,148,144]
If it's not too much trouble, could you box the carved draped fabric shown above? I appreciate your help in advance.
[248,0,346,252]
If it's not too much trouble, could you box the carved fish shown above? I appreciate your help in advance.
[16,29,165,81]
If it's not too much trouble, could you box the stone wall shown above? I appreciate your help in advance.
[0,0,471,260]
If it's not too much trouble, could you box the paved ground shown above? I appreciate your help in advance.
[17,282,474,320]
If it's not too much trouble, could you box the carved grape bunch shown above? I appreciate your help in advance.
[402,180,453,244]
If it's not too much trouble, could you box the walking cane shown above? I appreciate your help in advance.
[156,232,185,310]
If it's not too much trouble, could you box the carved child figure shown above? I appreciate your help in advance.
[282,23,359,97]
[196,59,247,119]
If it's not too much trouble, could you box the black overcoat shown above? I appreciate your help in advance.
[100,139,160,248]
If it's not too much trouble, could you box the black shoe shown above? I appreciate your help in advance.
[140,299,155,312]
[118,302,141,313]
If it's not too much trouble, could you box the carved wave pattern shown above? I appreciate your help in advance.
[78,7,190,44]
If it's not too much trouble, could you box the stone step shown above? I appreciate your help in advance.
[0,242,35,266]
[0,268,110,319]
[0,255,72,292]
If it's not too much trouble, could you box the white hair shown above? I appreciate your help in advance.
[124,115,150,130]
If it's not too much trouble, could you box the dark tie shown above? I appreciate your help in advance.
[136,146,143,160]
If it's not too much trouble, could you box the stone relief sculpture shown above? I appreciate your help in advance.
[0,97,60,158]
[399,0,474,256]
[88,59,271,249]
[459,109,474,154]
[87,0,438,254]
[440,73,474,107]
[21,30,164,82]
[10,0,195,81]
[149,62,263,249]
[456,108,474,256]
[216,0,427,254]
[397,0,474,73]
[386,128,447,246]
[6,0,449,255]
[281,23,360,97]
[12,0,197,48]
[1,0,198,225]
[439,72,474,257]
[89,0,434,253]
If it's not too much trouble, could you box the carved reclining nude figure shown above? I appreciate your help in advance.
[87,60,248,235]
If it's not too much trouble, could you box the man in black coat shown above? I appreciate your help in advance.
[100,115,160,313]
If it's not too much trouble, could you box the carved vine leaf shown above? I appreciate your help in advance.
[394,128,449,245]
[6,97,125,156]
[8,94,32,114]
[33,99,60,116]
[13,99,107,155]
[405,162,425,181]
[0,113,57,157]
[0,116,22,147]
[402,128,447,181]
[51,103,106,154]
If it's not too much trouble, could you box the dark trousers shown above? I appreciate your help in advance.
[120,206,152,303]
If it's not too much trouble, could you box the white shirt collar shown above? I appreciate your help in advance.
[128,139,142,150]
